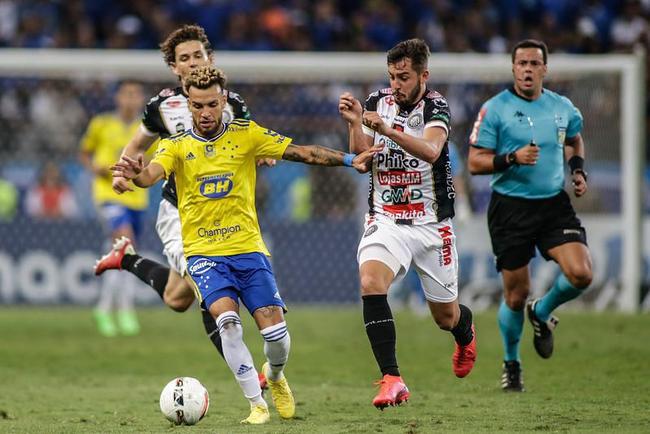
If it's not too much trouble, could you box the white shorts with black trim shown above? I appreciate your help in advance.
[357,214,458,303]
[155,199,186,276]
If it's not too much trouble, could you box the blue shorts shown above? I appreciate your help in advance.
[99,203,144,238]
[187,252,286,314]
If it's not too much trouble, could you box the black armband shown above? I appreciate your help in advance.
[568,156,588,181]
[493,152,517,172]
[568,156,584,172]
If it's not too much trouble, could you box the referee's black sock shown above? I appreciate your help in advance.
[363,294,400,377]
[451,304,474,346]
[120,255,169,300]
[201,308,225,358]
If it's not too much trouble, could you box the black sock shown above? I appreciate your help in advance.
[451,304,474,346]
[201,308,224,359]
[121,255,169,300]
[363,294,400,377]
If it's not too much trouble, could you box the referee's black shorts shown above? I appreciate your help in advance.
[487,190,587,271]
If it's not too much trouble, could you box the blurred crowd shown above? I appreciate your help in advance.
[0,0,648,222]
[0,0,648,53]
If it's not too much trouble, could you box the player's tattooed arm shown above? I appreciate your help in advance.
[282,144,344,166]
[282,144,381,173]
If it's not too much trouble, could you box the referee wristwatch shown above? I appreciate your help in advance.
[506,152,517,165]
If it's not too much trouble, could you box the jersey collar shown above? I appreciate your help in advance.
[508,86,545,102]
[190,122,227,142]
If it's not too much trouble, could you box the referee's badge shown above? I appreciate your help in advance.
[557,127,566,144]
[204,144,215,158]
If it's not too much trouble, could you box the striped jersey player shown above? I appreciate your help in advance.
[363,87,455,224]
[338,38,477,410]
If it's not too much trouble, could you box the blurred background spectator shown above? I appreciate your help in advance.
[0,176,18,221]
[24,161,80,219]
[0,0,648,221]
[0,0,645,54]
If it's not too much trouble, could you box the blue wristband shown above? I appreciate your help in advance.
[343,153,355,167]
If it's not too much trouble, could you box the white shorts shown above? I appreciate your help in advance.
[357,214,458,303]
[155,199,186,276]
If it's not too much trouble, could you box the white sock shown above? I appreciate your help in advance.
[216,311,266,406]
[97,271,120,312]
[116,273,136,311]
[260,321,291,381]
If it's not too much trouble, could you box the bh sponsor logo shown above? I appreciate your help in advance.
[199,173,234,199]
[189,259,216,275]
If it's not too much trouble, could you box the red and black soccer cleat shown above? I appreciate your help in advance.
[452,324,477,378]
[94,236,135,276]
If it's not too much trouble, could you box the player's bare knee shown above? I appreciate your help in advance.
[567,267,592,289]
[360,274,389,296]
[432,313,456,331]
[504,290,528,311]
[163,289,192,312]
[164,297,191,312]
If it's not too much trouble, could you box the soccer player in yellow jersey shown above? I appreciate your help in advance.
[113,66,377,424]
[80,80,147,337]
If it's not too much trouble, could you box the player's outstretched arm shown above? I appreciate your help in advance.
[113,128,160,194]
[282,144,381,173]
[111,155,165,188]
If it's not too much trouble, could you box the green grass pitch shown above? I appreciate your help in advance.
[1,306,649,433]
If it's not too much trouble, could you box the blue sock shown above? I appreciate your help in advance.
[535,274,583,321]
[498,300,524,362]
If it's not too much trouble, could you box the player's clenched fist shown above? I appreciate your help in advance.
[514,143,539,165]
[338,92,363,124]
[362,111,389,136]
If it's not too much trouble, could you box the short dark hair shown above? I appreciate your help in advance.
[185,66,227,92]
[116,79,142,89]
[159,24,212,66]
[387,39,430,74]
[511,39,548,65]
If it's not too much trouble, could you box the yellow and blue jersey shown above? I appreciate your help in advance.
[80,112,151,210]
[152,119,292,258]
[470,88,583,199]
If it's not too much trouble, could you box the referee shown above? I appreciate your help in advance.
[468,39,593,392]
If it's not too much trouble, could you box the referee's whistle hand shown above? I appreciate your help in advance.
[572,173,587,197]
[516,143,539,165]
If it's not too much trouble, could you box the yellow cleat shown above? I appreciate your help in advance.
[240,404,270,424]
[263,362,295,419]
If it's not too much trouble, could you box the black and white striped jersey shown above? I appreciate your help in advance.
[141,86,250,207]
[362,87,455,224]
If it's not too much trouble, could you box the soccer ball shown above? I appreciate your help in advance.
[159,377,210,425]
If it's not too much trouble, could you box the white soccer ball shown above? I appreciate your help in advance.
[159,377,210,426]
